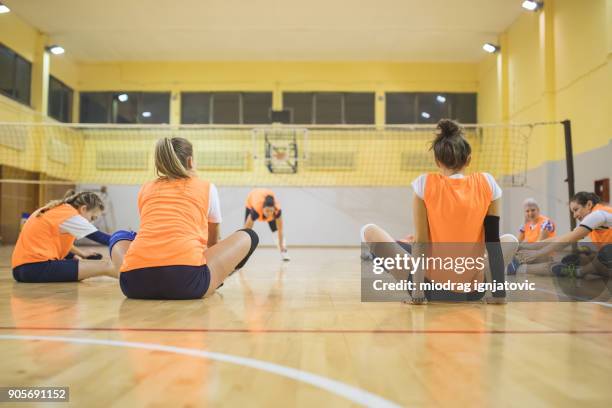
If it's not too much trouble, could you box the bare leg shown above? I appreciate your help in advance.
[77,259,118,280]
[204,230,254,297]
[361,223,410,282]
[110,240,132,273]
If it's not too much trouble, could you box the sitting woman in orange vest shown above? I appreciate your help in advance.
[362,119,518,303]
[110,137,259,300]
[244,188,289,261]
[508,198,557,275]
[519,198,556,243]
[12,191,116,282]
[517,192,611,278]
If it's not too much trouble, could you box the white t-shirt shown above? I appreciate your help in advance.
[579,209,612,231]
[59,216,98,239]
[411,172,502,201]
[208,183,222,223]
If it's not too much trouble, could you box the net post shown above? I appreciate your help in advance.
[561,119,576,230]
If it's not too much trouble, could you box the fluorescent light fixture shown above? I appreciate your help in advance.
[482,43,500,53]
[522,1,542,11]
[142,111,152,118]
[47,45,65,55]
[0,3,10,13]
[421,112,431,119]
[117,94,129,102]
[436,95,446,103]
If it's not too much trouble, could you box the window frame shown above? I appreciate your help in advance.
[48,75,74,123]
[0,42,32,106]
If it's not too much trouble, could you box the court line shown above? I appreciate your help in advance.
[1,326,611,334]
[0,334,400,408]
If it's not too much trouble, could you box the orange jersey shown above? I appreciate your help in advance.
[422,173,494,286]
[521,215,556,243]
[120,177,210,272]
[587,204,612,245]
[12,204,79,268]
[246,188,280,222]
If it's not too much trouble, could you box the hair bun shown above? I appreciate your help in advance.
[437,119,460,138]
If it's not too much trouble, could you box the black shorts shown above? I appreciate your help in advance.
[13,260,79,283]
[244,208,278,232]
[120,264,211,300]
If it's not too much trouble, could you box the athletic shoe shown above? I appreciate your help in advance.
[281,250,291,261]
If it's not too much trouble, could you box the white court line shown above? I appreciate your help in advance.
[0,334,400,408]
[534,287,612,308]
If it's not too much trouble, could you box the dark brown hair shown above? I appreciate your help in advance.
[155,137,193,179]
[263,195,275,208]
[430,119,471,170]
[571,191,601,207]
[38,189,104,217]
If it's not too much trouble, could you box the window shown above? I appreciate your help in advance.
[48,76,73,122]
[282,93,313,124]
[385,92,477,124]
[283,92,375,124]
[80,92,170,123]
[0,43,32,106]
[181,92,272,124]
[181,92,211,124]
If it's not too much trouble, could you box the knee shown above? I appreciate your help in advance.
[360,223,378,243]
[239,228,259,250]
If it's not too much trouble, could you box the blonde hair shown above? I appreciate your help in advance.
[38,190,104,217]
[154,137,193,179]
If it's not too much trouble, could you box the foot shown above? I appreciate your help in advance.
[281,250,290,261]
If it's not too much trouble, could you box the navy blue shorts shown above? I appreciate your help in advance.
[120,264,211,300]
[13,260,79,283]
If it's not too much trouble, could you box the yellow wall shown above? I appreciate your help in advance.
[478,0,612,169]
[0,11,79,122]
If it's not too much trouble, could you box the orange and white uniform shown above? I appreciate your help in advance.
[579,203,612,246]
[245,188,281,222]
[412,172,502,287]
[520,215,556,243]
[12,204,82,268]
[120,177,219,272]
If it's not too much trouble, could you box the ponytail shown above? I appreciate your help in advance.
[38,190,104,217]
[154,137,193,179]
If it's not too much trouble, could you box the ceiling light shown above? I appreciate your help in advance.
[522,1,543,11]
[142,111,152,118]
[0,3,10,13]
[46,45,65,55]
[421,112,431,119]
[117,94,129,102]
[436,95,446,103]
[482,43,500,53]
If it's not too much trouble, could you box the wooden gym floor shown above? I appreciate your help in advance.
[0,245,611,407]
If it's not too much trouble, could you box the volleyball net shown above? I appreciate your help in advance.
[0,122,553,187]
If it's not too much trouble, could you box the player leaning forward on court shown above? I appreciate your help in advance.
[362,119,518,303]
[244,188,290,261]
[110,137,259,300]
[12,191,116,282]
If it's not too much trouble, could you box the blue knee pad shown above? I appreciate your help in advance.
[109,230,137,258]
